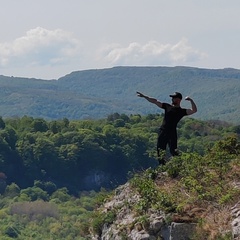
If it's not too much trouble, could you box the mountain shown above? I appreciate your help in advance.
[0,66,239,123]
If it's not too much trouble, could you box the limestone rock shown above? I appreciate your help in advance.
[231,201,240,239]
[94,182,198,240]
[170,222,196,240]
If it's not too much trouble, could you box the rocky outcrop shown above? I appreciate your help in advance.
[83,170,110,190]
[91,179,240,240]
[231,201,240,239]
[92,182,197,240]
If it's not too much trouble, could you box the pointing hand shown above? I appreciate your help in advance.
[136,91,144,97]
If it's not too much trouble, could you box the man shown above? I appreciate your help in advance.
[136,91,197,164]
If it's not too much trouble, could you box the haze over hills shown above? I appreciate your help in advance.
[0,66,239,124]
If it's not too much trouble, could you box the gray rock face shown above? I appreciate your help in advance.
[101,219,196,240]
[92,182,197,240]
[92,182,239,240]
[170,223,196,240]
[231,201,240,239]
[83,170,110,189]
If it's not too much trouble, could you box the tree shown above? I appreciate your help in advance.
[32,137,58,179]
[0,127,18,150]
[0,172,7,194]
[34,180,57,195]
[0,117,5,130]
[107,113,120,122]
[20,186,49,201]
[32,118,49,132]
[49,120,61,134]
[4,183,20,198]
[51,187,71,202]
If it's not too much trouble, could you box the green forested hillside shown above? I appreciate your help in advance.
[0,114,239,193]
[0,114,239,239]
[0,66,240,123]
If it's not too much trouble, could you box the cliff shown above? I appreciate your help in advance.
[90,136,240,239]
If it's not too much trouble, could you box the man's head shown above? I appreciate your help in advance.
[170,92,182,106]
[170,92,182,99]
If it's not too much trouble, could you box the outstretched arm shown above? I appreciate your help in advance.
[185,96,197,115]
[136,91,163,108]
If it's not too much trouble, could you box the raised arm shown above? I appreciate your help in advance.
[185,96,197,115]
[136,91,163,108]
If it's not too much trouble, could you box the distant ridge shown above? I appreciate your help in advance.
[0,66,239,124]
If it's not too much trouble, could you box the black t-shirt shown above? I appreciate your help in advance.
[161,103,187,132]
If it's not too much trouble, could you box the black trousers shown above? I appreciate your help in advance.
[157,128,179,163]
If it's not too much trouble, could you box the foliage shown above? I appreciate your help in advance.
[0,187,108,239]
[0,114,238,194]
[4,183,20,198]
[130,167,176,213]
[91,210,117,235]
[0,113,238,238]
[0,66,240,123]
[20,187,49,201]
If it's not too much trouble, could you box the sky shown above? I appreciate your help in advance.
[0,0,240,79]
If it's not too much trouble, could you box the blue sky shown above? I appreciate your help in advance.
[0,0,240,79]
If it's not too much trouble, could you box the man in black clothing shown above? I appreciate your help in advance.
[137,91,197,164]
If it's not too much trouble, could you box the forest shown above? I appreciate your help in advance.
[0,113,239,193]
[1,66,240,123]
[0,113,239,239]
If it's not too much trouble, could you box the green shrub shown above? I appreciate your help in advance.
[20,187,49,201]
[130,168,176,213]
[91,210,116,235]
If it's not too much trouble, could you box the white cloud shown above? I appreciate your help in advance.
[0,27,82,68]
[99,38,207,66]
[0,27,208,79]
